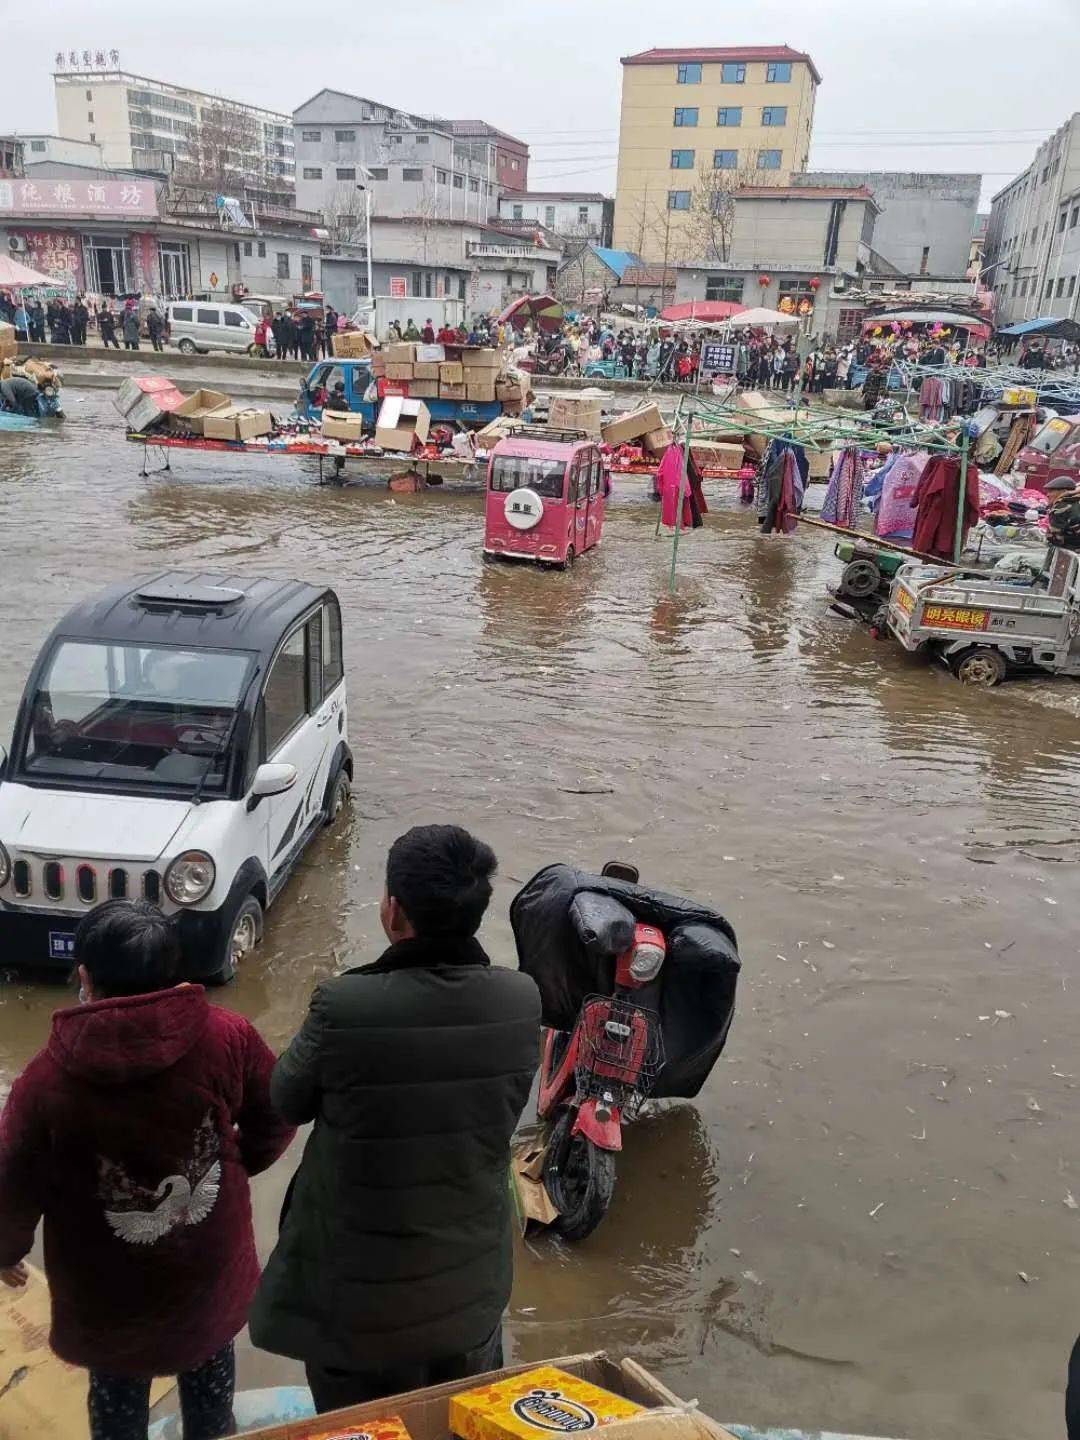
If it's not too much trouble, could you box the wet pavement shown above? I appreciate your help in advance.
[2,390,1080,1437]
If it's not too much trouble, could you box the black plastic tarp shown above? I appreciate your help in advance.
[509,864,741,1099]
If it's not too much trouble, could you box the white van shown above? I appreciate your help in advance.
[167,301,259,355]
[0,573,352,983]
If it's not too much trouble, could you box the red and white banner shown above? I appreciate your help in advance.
[13,230,84,293]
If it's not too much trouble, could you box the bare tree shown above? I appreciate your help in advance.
[684,149,761,263]
[175,104,272,193]
[321,183,367,243]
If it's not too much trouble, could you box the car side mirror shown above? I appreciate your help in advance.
[246,762,298,811]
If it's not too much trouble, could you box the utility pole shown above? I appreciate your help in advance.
[634,182,649,320]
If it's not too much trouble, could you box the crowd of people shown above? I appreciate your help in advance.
[0,291,163,351]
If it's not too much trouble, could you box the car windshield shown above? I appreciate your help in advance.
[20,640,253,792]
[490,455,566,499]
[1029,418,1074,455]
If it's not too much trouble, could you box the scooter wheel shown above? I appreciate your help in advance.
[543,1109,616,1241]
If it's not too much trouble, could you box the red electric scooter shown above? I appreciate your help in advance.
[538,861,667,1240]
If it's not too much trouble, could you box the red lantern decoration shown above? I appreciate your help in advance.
[808,276,821,291]
[758,273,770,288]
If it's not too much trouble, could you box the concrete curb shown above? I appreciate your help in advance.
[21,341,309,376]
[64,373,297,403]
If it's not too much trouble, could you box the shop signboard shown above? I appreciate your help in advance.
[389,276,407,298]
[0,178,158,218]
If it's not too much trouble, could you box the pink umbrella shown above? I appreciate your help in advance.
[660,300,746,323]
[0,255,52,289]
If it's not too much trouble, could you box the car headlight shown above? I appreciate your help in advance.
[0,843,9,888]
[164,850,216,905]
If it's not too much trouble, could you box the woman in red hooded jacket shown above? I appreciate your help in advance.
[0,900,295,1440]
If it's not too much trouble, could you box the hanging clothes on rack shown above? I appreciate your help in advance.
[820,448,866,528]
[760,446,803,534]
[872,450,928,541]
[912,454,980,559]
[656,443,707,530]
[918,375,948,422]
[756,437,808,518]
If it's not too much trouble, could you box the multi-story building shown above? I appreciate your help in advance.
[613,45,820,252]
[983,115,1080,325]
[497,192,613,246]
[790,170,981,276]
[445,121,529,193]
[1,134,107,170]
[53,68,295,192]
[293,91,525,231]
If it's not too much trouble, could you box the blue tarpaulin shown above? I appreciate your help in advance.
[998,315,1080,339]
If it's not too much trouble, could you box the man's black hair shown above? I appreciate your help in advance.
[74,899,181,998]
[386,824,497,938]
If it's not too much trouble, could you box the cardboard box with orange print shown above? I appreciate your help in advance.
[303,1417,412,1440]
[449,1367,643,1440]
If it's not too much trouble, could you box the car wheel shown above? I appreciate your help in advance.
[177,338,197,355]
[210,894,263,985]
[951,647,1007,687]
[325,769,351,828]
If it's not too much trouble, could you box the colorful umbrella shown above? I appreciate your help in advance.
[498,294,565,333]
[659,300,746,323]
[0,255,52,288]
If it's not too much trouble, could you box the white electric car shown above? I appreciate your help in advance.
[0,573,352,982]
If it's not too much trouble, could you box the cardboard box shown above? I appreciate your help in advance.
[0,320,14,344]
[463,366,497,386]
[601,403,664,448]
[461,347,501,370]
[440,361,464,385]
[689,440,745,471]
[416,343,446,363]
[332,331,373,358]
[496,378,525,401]
[0,337,16,364]
[385,363,414,381]
[549,393,604,439]
[409,380,440,399]
[807,447,834,480]
[451,1368,642,1440]
[370,352,387,377]
[299,1420,412,1440]
[114,375,187,433]
[203,407,273,441]
[467,380,497,403]
[440,382,466,400]
[234,1351,730,1440]
[321,410,364,442]
[643,427,673,454]
[385,342,416,364]
[377,377,410,399]
[375,396,430,452]
[413,361,441,381]
[169,388,232,435]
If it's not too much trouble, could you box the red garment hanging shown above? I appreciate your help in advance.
[912,455,980,559]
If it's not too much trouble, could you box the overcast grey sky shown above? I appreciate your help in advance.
[6,0,1080,208]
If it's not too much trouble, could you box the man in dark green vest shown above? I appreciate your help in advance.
[250,825,540,1412]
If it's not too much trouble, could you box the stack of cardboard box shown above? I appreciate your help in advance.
[331,330,374,359]
[113,375,187,433]
[461,347,501,402]
[169,388,232,435]
[600,402,666,450]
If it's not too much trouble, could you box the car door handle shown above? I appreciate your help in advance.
[316,709,334,727]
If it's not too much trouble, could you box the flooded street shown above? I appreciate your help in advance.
[3,390,1080,1438]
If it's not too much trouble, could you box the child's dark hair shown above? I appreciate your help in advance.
[74,899,181,998]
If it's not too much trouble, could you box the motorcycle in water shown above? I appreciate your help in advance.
[510,860,741,1240]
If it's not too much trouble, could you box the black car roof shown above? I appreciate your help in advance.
[50,572,331,660]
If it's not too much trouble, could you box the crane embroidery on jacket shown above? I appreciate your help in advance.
[97,1111,221,1246]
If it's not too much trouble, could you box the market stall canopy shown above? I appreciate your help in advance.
[721,306,799,327]
[0,255,53,288]
[863,308,988,330]
[498,294,565,333]
[998,315,1080,341]
[660,300,747,323]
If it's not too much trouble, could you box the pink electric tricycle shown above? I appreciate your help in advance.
[483,428,607,569]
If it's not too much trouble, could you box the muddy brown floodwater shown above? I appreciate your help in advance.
[2,391,1080,1438]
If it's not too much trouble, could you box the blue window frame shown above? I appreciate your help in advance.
[673,107,699,127]
[677,63,702,84]
[670,149,694,169]
[721,63,746,83]
[667,190,692,211]
[714,150,738,170]
[762,106,788,126]
[758,150,782,170]
[717,107,742,127]
[766,62,792,82]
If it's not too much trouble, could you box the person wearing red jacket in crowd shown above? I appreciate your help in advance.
[436,324,457,345]
[0,900,295,1440]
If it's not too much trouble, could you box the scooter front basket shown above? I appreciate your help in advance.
[575,995,665,1101]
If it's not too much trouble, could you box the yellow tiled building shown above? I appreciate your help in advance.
[613,46,821,253]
